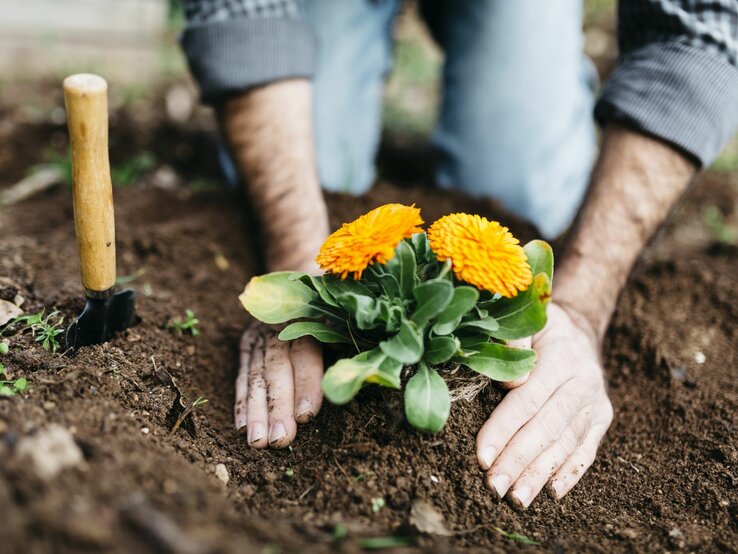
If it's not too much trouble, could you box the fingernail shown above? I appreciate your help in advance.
[480,446,497,470]
[550,479,565,499]
[269,421,286,444]
[248,422,265,444]
[512,486,532,508]
[489,474,510,498]
[296,398,314,420]
[235,415,247,433]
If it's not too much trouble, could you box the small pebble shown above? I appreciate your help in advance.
[141,427,150,434]
[430,475,439,483]
[215,463,229,486]
[694,352,706,364]
[163,479,178,494]
[42,401,56,411]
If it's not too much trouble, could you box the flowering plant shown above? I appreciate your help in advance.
[240,204,553,433]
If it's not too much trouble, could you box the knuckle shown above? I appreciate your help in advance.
[511,386,543,419]
[557,430,579,454]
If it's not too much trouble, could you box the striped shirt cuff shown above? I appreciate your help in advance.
[181,17,316,104]
[595,42,738,167]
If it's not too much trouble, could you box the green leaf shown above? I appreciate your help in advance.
[404,362,451,433]
[322,273,375,299]
[411,233,434,264]
[458,343,536,381]
[524,240,554,281]
[322,348,388,404]
[432,286,479,335]
[0,385,14,397]
[488,273,551,340]
[379,319,423,364]
[411,280,453,327]
[374,272,401,299]
[377,300,403,333]
[278,322,352,344]
[293,273,340,307]
[239,272,321,324]
[457,316,499,333]
[384,240,416,298]
[13,377,28,392]
[336,293,382,330]
[367,356,403,389]
[0,342,8,355]
[424,336,460,364]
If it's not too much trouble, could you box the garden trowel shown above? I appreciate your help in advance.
[63,74,136,349]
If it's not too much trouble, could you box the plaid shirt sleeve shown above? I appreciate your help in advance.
[596,0,738,166]
[180,0,315,104]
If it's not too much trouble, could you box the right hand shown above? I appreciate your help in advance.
[234,320,324,448]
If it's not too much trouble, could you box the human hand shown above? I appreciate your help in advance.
[476,302,613,508]
[234,320,323,448]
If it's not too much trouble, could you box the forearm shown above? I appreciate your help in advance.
[554,125,697,340]
[219,79,328,273]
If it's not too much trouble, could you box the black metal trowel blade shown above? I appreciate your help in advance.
[66,289,136,349]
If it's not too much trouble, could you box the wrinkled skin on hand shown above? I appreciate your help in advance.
[234,320,323,448]
[476,302,613,508]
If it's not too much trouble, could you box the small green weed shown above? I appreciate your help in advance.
[168,309,200,336]
[29,148,73,187]
[0,363,29,397]
[111,153,155,187]
[702,205,738,245]
[371,497,385,513]
[494,526,540,546]
[358,536,413,550]
[7,310,65,352]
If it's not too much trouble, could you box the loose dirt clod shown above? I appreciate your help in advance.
[410,500,451,536]
[15,424,84,481]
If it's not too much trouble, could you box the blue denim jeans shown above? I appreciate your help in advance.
[302,0,597,237]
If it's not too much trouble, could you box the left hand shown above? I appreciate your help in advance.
[476,302,613,508]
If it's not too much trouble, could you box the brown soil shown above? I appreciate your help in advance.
[0,85,736,554]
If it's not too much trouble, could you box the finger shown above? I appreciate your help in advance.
[246,333,269,448]
[485,381,586,498]
[235,324,259,432]
[549,418,611,499]
[476,367,563,472]
[507,422,584,509]
[501,337,532,390]
[290,337,324,423]
[264,334,297,448]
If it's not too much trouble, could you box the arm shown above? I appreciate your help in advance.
[476,0,737,508]
[219,79,328,273]
[180,2,329,448]
[555,125,695,342]
[222,81,329,449]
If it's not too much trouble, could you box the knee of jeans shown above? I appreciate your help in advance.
[304,0,398,195]
[435,106,596,238]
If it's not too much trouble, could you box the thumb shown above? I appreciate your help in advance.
[501,336,532,389]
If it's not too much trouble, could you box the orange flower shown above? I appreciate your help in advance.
[316,204,424,279]
[427,213,532,297]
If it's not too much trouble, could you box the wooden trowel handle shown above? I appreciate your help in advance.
[63,74,116,296]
